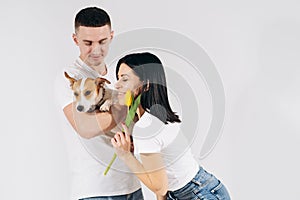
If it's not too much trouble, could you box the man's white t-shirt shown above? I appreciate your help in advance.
[55,58,141,200]
[132,111,199,191]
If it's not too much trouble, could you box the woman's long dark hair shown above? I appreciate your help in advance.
[116,52,181,124]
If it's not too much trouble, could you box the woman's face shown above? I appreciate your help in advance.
[115,63,143,105]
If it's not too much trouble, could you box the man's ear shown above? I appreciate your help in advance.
[72,33,79,45]
[64,72,76,87]
[110,30,114,41]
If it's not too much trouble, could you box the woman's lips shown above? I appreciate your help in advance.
[117,92,126,96]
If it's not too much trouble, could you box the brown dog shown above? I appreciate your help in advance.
[64,72,115,113]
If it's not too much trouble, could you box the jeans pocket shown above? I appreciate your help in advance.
[210,181,231,200]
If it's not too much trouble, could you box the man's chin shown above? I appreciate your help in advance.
[86,59,104,67]
[89,63,104,68]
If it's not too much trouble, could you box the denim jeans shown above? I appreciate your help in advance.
[80,188,144,200]
[167,167,231,200]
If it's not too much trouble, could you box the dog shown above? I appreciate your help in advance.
[64,72,115,113]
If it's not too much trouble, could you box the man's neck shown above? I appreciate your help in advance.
[91,63,107,76]
[79,56,107,76]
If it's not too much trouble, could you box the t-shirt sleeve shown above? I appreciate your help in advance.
[54,68,74,110]
[133,137,162,154]
[132,113,181,154]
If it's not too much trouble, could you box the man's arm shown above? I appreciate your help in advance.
[63,102,127,139]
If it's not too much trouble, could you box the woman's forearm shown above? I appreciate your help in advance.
[112,129,168,196]
[120,153,168,196]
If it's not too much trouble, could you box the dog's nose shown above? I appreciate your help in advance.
[77,105,84,112]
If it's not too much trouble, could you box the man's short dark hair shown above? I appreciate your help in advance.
[75,7,111,32]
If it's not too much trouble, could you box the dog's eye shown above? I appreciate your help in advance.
[74,92,79,97]
[84,91,91,96]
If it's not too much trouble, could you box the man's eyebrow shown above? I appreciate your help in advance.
[83,38,108,43]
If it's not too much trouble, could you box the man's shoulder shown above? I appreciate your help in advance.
[54,67,73,109]
[64,66,83,80]
[64,59,91,80]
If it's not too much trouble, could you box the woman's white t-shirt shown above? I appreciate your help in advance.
[132,111,199,191]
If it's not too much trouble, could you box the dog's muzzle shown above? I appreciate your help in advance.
[86,105,97,113]
[77,105,84,112]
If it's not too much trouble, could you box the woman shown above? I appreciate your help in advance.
[111,52,231,200]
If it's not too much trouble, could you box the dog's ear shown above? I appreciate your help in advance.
[64,72,76,87]
[95,77,111,86]
[103,78,111,84]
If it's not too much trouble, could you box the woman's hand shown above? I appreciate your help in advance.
[111,123,133,159]
[112,125,168,196]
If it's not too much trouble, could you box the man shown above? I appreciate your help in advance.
[58,7,143,200]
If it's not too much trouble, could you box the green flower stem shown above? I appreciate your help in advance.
[103,153,117,175]
[103,95,141,175]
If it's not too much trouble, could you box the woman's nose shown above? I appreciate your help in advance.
[114,81,121,89]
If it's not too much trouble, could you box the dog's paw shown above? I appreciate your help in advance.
[99,100,112,112]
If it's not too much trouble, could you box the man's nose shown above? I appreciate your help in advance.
[92,44,101,54]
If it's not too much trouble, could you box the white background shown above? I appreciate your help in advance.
[1,0,300,199]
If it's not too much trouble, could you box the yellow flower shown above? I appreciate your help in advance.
[124,90,133,107]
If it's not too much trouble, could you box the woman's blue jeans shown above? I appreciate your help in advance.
[80,188,143,200]
[167,167,231,200]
